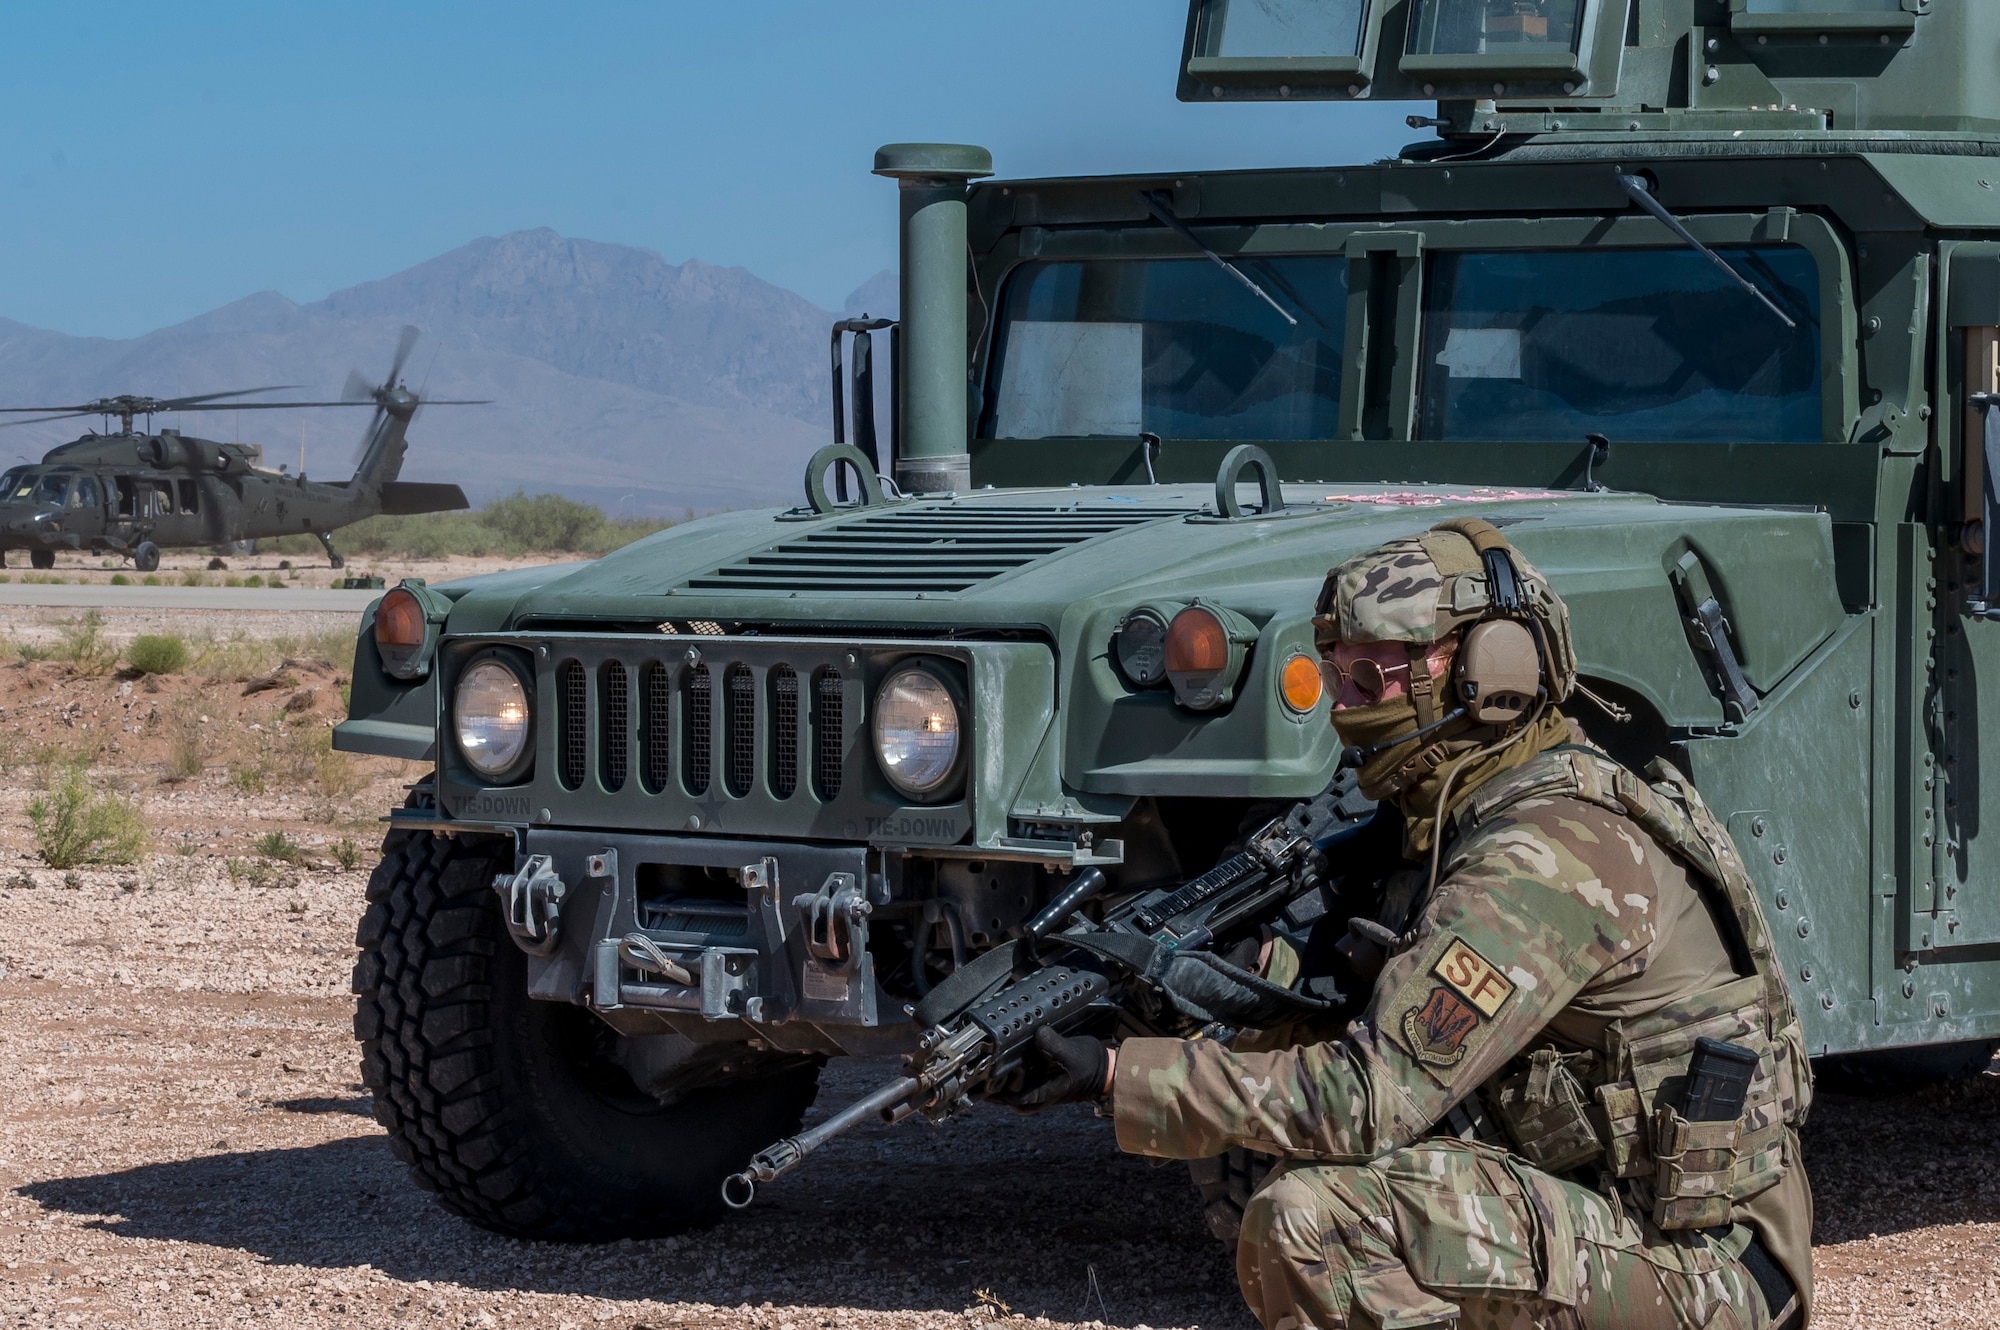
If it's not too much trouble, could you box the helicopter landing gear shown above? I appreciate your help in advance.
[133,542,160,574]
[317,532,345,570]
[29,550,54,571]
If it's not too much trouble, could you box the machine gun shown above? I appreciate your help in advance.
[720,777,1375,1208]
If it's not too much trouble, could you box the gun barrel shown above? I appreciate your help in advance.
[722,1074,921,1209]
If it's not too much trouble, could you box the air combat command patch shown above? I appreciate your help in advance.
[1386,935,1518,1080]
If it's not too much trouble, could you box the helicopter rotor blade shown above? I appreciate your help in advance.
[0,411,98,428]
[171,400,377,411]
[152,385,303,412]
[387,325,420,386]
[342,370,374,403]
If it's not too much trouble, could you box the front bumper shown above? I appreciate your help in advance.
[506,829,899,1054]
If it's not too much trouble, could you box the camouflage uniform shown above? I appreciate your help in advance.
[1112,525,1812,1330]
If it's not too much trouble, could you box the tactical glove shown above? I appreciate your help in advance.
[983,1027,1110,1113]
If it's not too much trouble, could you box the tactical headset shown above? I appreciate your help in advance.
[1335,516,1569,771]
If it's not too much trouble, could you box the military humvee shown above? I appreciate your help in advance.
[339,0,2000,1239]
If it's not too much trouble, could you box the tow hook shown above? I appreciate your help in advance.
[492,854,567,956]
[794,873,872,967]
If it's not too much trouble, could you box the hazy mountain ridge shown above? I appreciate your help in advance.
[0,231,891,515]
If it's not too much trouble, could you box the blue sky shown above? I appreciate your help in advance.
[0,2,1414,338]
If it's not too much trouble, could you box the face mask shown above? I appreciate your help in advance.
[1330,695,1431,802]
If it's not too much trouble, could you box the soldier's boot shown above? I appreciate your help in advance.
[1235,1141,1771,1330]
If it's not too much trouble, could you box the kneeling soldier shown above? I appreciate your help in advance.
[993,518,1813,1330]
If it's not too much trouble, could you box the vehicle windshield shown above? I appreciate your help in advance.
[33,474,69,505]
[981,256,1347,440]
[981,244,1823,446]
[1418,246,1822,442]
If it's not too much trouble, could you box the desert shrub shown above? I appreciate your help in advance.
[141,573,161,586]
[481,491,607,551]
[109,573,130,586]
[256,830,303,862]
[242,574,263,588]
[296,492,674,561]
[125,634,190,676]
[163,701,206,780]
[57,612,115,675]
[178,571,206,587]
[230,766,268,794]
[28,764,148,868]
[332,837,362,870]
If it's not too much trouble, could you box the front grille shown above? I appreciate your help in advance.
[601,661,629,792]
[770,666,799,799]
[684,665,713,795]
[815,669,845,799]
[726,665,755,797]
[502,639,971,843]
[681,504,1179,595]
[641,661,671,794]
[558,659,587,790]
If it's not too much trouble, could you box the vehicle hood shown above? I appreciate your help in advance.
[437,482,1846,730]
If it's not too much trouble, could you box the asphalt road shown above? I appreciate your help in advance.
[0,584,381,611]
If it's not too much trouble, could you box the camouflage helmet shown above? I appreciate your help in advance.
[1313,517,1578,704]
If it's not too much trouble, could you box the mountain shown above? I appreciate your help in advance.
[0,231,889,516]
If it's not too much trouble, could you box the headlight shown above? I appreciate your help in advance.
[455,659,532,781]
[872,665,962,800]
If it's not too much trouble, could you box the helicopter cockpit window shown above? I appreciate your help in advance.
[33,474,69,507]
[70,478,99,509]
[1416,246,1822,442]
[981,255,1347,440]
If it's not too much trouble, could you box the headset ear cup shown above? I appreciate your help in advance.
[1456,620,1542,724]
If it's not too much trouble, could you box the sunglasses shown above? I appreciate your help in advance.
[1318,654,1413,703]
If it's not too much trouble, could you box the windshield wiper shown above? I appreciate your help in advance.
[1137,190,1298,327]
[1615,174,1796,330]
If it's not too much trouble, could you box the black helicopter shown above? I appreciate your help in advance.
[0,327,481,571]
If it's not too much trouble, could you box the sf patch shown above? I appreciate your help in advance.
[1433,938,1515,1017]
[1386,934,1517,1082]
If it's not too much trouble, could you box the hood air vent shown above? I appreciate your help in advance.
[681,504,1185,596]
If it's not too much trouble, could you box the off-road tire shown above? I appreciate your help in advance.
[1187,1147,1276,1247]
[133,541,160,573]
[353,829,822,1240]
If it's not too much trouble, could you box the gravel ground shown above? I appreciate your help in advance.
[0,604,1994,1328]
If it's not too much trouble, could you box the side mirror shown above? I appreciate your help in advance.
[830,316,896,501]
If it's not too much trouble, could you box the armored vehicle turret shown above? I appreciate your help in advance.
[340,0,2000,1238]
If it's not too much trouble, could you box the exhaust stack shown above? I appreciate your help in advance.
[873,143,992,495]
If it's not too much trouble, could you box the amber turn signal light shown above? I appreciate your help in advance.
[376,587,427,649]
[1164,605,1230,673]
[1279,653,1324,713]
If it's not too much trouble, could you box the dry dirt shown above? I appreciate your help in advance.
[0,600,1991,1329]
